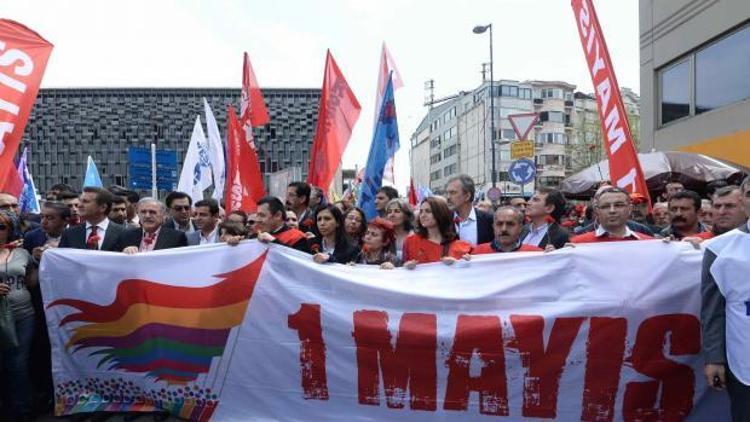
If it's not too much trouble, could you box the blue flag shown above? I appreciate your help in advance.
[16,147,40,214]
[83,155,103,188]
[359,74,399,220]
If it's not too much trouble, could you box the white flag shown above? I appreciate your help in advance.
[204,98,226,201]
[177,116,212,203]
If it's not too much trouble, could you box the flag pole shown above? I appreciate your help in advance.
[151,143,157,198]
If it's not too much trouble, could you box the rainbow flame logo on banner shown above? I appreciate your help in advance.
[48,252,266,385]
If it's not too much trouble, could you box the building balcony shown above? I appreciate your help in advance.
[533,98,544,106]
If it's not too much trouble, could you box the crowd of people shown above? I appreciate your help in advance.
[0,172,749,420]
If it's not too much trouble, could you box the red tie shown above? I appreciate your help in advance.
[86,226,100,250]
[143,232,156,248]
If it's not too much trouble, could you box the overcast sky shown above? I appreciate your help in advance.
[5,0,639,191]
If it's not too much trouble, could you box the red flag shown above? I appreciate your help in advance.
[408,177,417,207]
[307,50,362,192]
[225,105,265,213]
[240,52,269,139]
[3,165,23,197]
[571,0,651,207]
[0,20,53,193]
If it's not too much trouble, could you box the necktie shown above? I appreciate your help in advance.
[86,226,100,250]
[142,232,156,250]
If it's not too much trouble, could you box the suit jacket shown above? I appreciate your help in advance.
[163,217,197,233]
[58,221,125,251]
[474,208,494,245]
[520,221,570,249]
[310,238,360,264]
[114,227,188,252]
[23,227,49,255]
[186,228,220,246]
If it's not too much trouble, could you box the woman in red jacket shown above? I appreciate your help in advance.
[403,196,471,269]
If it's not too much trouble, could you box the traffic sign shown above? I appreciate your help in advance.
[508,113,539,141]
[486,187,502,202]
[127,146,178,191]
[508,159,536,185]
[510,140,535,160]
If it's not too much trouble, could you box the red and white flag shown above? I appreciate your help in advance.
[307,50,361,193]
[225,105,265,213]
[571,0,651,206]
[374,43,403,185]
[0,20,53,193]
[240,52,270,141]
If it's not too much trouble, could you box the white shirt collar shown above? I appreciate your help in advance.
[595,224,638,239]
[200,225,219,243]
[455,207,477,223]
[86,218,110,232]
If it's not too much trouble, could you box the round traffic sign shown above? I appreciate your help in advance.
[508,159,536,185]
[486,186,502,202]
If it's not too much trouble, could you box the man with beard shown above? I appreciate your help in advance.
[108,196,137,229]
[572,187,653,243]
[472,207,542,254]
[116,198,187,253]
[286,182,314,232]
[660,190,707,239]
[187,199,221,245]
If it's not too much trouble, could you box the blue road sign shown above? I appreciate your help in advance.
[127,146,178,191]
[508,159,536,185]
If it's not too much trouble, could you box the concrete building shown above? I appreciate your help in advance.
[411,77,645,197]
[640,0,750,167]
[21,88,321,196]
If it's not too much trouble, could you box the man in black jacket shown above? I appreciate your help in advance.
[520,187,570,249]
[116,198,187,253]
[445,174,493,246]
[59,187,124,251]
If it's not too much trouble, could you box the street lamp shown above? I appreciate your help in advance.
[473,23,496,187]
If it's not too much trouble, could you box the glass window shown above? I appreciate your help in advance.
[660,59,690,124]
[547,111,564,123]
[696,25,750,114]
[501,129,516,140]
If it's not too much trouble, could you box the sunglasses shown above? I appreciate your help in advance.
[0,204,18,209]
[172,205,191,211]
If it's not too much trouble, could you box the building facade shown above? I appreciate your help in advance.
[410,79,640,197]
[640,0,750,167]
[21,88,321,195]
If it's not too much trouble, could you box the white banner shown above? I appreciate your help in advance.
[40,241,729,421]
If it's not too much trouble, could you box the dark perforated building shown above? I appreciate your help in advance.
[21,87,321,194]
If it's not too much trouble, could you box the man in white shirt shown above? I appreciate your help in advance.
[445,174,493,245]
[187,199,221,245]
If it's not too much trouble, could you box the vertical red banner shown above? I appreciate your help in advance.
[571,0,651,205]
[225,105,265,213]
[307,50,361,193]
[0,20,53,191]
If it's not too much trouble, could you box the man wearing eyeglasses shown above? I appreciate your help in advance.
[571,187,653,243]
[163,191,196,233]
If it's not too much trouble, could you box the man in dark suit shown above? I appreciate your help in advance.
[445,174,494,245]
[24,202,70,262]
[116,198,187,253]
[59,187,124,251]
[520,188,570,250]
